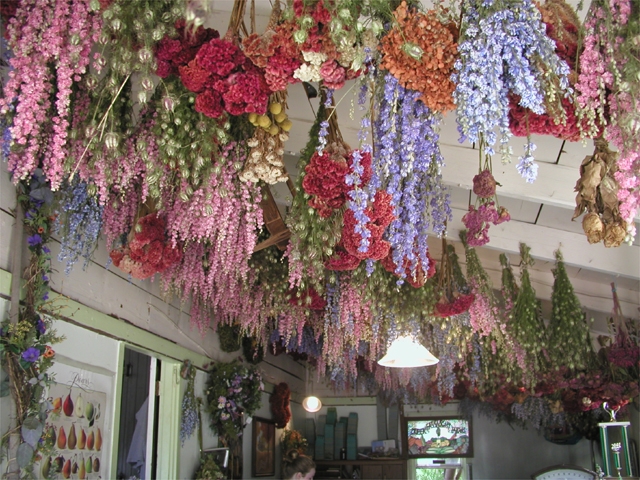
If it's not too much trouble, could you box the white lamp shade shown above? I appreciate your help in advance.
[302,395,322,412]
[377,336,439,368]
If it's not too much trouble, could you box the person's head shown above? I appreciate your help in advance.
[282,449,315,480]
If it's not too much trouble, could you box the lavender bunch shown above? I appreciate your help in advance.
[369,72,451,283]
[55,178,103,275]
[453,0,571,171]
[180,365,199,445]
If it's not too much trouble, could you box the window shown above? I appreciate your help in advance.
[414,458,467,480]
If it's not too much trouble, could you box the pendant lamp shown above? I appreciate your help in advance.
[377,336,439,368]
[302,366,322,413]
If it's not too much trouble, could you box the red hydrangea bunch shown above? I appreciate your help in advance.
[326,190,395,271]
[472,169,497,198]
[243,23,302,92]
[109,213,182,279]
[381,249,436,288]
[303,147,371,218]
[434,292,476,317]
[462,201,511,247]
[155,20,220,78]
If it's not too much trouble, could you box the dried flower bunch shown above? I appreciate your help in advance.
[379,1,458,112]
[573,139,627,247]
[509,0,584,141]
[434,240,475,318]
[109,212,183,279]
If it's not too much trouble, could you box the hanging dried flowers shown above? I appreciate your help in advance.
[366,72,451,281]
[380,248,436,288]
[511,243,548,386]
[109,212,183,279]
[508,0,583,141]
[547,250,595,372]
[379,1,458,113]
[572,138,627,247]
[434,239,475,318]
[453,0,571,168]
[462,141,511,247]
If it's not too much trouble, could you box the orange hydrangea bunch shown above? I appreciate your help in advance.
[379,1,458,113]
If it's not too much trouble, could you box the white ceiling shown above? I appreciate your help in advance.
[207,1,640,320]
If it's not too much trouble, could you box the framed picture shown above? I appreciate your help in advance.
[402,416,473,458]
[252,417,276,477]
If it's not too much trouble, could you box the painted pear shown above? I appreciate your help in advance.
[86,429,94,450]
[67,424,77,450]
[75,394,85,418]
[57,425,67,450]
[78,427,86,449]
[93,457,100,472]
[78,458,86,479]
[41,456,51,478]
[62,459,71,479]
[95,427,102,452]
[85,456,92,474]
[63,394,74,417]
[85,402,94,422]
[53,455,65,473]
[72,459,78,474]
[52,397,62,414]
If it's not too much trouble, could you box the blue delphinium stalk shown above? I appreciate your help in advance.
[56,179,104,275]
[516,141,538,183]
[369,73,451,282]
[453,0,571,168]
[316,89,333,153]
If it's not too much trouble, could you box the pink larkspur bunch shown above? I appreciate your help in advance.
[2,0,101,188]
[160,143,263,332]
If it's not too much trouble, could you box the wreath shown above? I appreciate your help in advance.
[205,361,263,440]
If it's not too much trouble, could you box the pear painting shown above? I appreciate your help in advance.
[63,394,74,417]
[78,428,87,450]
[95,427,102,452]
[57,426,67,450]
[67,424,77,450]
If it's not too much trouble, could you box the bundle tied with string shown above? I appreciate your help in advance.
[572,138,627,247]
[434,238,475,318]
[462,134,511,247]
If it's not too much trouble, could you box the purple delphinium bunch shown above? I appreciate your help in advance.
[316,89,333,153]
[369,72,451,282]
[453,0,571,170]
[516,142,539,184]
[346,67,376,255]
[56,179,104,275]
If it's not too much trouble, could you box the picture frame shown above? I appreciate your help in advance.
[252,417,276,477]
[402,416,473,458]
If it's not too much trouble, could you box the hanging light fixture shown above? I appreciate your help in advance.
[302,366,322,413]
[302,395,323,413]
[377,336,439,368]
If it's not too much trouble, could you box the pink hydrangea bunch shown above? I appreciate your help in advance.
[462,201,511,247]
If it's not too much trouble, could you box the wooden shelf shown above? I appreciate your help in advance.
[315,458,406,480]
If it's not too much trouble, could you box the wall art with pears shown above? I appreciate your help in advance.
[38,383,106,479]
